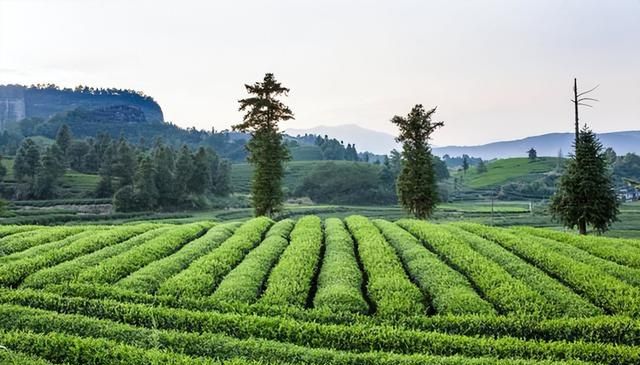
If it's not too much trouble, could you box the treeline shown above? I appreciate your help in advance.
[294,150,450,205]
[6,124,232,210]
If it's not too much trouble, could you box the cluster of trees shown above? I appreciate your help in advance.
[11,138,66,199]
[8,124,232,209]
[605,148,640,182]
[313,135,360,161]
[112,143,231,212]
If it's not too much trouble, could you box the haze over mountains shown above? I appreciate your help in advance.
[287,125,640,159]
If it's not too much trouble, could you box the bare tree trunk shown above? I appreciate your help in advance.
[578,219,587,235]
[573,78,579,143]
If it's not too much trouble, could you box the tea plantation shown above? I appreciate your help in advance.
[0,216,639,364]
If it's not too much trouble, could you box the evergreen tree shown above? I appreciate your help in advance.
[232,73,293,217]
[550,125,619,234]
[462,155,469,174]
[34,144,65,198]
[175,145,194,200]
[56,124,73,151]
[68,140,90,171]
[14,138,41,182]
[153,144,176,206]
[528,148,537,161]
[476,159,488,174]
[188,147,211,194]
[81,139,99,173]
[211,151,232,196]
[112,138,137,188]
[0,155,6,182]
[133,156,158,210]
[392,104,444,219]
[95,142,116,198]
[55,124,73,162]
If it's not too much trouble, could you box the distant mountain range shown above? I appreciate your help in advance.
[433,131,640,159]
[287,125,640,159]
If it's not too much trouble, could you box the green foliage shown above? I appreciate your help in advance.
[476,159,487,174]
[116,222,236,294]
[212,219,295,304]
[345,215,425,317]
[458,223,640,317]
[158,217,273,298]
[0,226,85,257]
[518,226,640,269]
[76,222,212,286]
[374,220,494,315]
[550,126,619,234]
[398,220,552,317]
[392,105,444,219]
[528,148,537,161]
[313,218,368,314]
[260,216,323,308]
[233,73,293,217]
[0,224,153,286]
[443,225,602,317]
[295,162,396,205]
[20,225,173,289]
[13,138,40,182]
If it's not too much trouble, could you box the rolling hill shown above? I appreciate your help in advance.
[434,131,640,159]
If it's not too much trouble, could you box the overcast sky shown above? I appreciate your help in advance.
[1,0,638,146]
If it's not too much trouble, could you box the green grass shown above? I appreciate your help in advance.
[459,157,559,188]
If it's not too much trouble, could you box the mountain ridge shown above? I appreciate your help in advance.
[287,124,640,159]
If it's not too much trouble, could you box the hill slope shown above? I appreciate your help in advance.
[434,131,640,159]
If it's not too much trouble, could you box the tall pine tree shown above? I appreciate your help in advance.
[233,73,293,217]
[550,125,619,234]
[392,105,444,219]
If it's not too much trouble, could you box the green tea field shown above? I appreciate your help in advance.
[0,216,639,364]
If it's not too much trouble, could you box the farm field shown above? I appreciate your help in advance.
[0,216,639,364]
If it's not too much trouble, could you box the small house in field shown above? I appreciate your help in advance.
[617,186,639,202]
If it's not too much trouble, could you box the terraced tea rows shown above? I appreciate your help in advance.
[0,217,639,364]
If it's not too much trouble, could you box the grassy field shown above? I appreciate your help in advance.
[0,217,638,364]
[458,157,559,188]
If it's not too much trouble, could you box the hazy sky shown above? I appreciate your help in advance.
[1,0,638,146]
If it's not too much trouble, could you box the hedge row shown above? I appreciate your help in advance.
[397,220,552,317]
[75,222,213,285]
[512,228,640,287]
[0,225,43,239]
[260,216,323,308]
[374,220,494,316]
[0,303,632,365]
[0,330,267,365]
[442,225,602,318]
[21,225,173,289]
[0,228,107,265]
[30,284,640,346]
[0,347,53,365]
[158,217,273,298]
[0,224,155,287]
[345,216,425,317]
[313,218,368,314]
[458,223,640,317]
[0,226,86,256]
[117,222,239,293]
[211,219,295,304]
[516,227,640,269]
